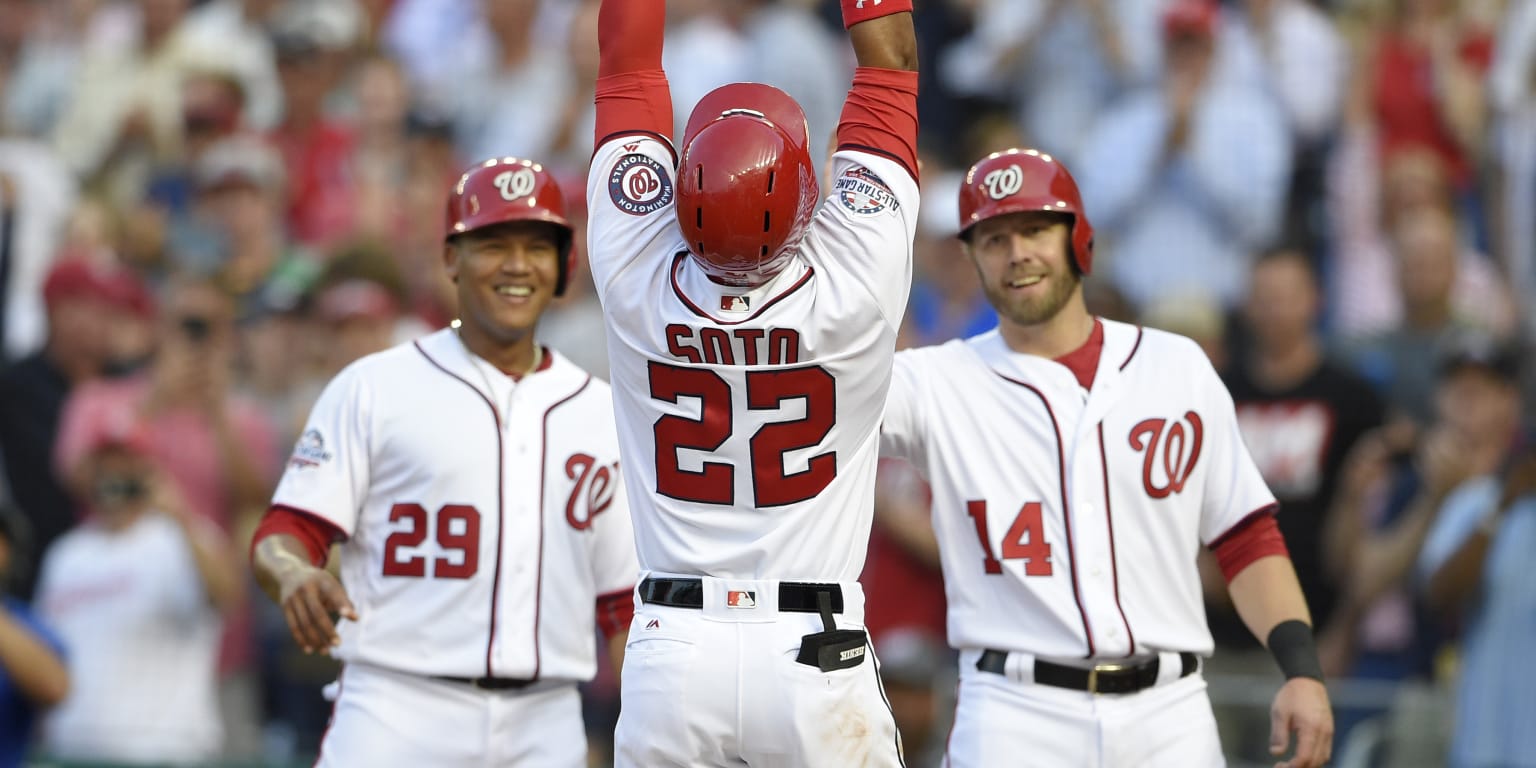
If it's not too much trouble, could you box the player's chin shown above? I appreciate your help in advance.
[487,305,543,335]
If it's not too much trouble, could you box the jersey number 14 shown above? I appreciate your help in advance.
[966,500,1053,576]
[649,361,836,507]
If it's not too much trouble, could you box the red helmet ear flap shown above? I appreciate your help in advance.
[958,148,1095,275]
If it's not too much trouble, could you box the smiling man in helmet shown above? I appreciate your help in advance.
[249,158,638,767]
[585,0,918,764]
[879,148,1334,768]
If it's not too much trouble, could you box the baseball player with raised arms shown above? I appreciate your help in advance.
[880,149,1334,768]
[586,0,918,764]
[249,159,638,767]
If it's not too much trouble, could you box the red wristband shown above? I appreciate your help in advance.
[842,0,913,29]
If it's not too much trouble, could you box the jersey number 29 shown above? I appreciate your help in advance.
[381,503,480,578]
[649,361,836,507]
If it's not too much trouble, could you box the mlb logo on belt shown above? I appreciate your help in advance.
[726,591,757,608]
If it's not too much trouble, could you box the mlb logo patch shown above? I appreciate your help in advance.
[726,591,757,608]
[720,295,751,313]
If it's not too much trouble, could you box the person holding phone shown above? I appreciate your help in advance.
[35,417,238,763]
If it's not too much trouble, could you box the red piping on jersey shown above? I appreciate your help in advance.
[414,341,508,679]
[1097,423,1137,657]
[669,252,816,325]
[1119,326,1144,371]
[535,375,593,681]
[311,665,345,767]
[996,373,1096,657]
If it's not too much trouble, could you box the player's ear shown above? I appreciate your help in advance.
[442,241,460,284]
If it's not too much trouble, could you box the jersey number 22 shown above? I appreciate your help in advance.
[649,361,836,507]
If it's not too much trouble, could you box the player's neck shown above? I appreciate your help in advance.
[998,300,1095,360]
[456,323,542,378]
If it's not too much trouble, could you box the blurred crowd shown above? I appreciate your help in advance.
[0,0,1532,765]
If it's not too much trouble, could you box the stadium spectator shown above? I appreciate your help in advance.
[35,416,237,763]
[0,502,68,768]
[1418,338,1534,768]
[940,0,1159,161]
[1075,0,1292,311]
[1339,205,1498,424]
[0,257,149,599]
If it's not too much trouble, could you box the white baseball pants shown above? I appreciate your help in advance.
[614,575,904,767]
[943,649,1224,768]
[314,662,586,767]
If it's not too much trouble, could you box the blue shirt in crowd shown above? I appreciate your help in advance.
[1418,478,1536,768]
[0,596,64,768]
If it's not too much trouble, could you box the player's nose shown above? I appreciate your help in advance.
[1004,232,1036,264]
[498,245,534,274]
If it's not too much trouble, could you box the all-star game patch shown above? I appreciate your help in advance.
[288,428,333,469]
[835,166,899,216]
[608,153,674,216]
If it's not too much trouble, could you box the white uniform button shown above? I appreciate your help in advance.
[1107,628,1120,638]
[1090,566,1104,578]
[1080,503,1094,516]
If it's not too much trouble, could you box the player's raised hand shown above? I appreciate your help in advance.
[278,565,358,654]
[1268,677,1333,768]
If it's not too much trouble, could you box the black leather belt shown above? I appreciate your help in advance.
[976,649,1199,695]
[434,676,537,691]
[639,577,844,613]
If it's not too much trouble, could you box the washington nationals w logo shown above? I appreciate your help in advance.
[565,453,618,530]
[982,165,1023,200]
[493,168,537,201]
[1128,412,1204,498]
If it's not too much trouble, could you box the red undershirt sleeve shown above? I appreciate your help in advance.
[250,505,347,568]
[836,67,919,182]
[1209,510,1290,582]
[595,587,636,639]
[594,0,673,148]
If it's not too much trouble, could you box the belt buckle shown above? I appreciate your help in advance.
[1087,663,1127,695]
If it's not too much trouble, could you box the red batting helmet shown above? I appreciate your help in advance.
[446,157,576,295]
[676,83,819,287]
[958,148,1096,275]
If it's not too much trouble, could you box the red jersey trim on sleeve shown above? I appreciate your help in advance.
[836,67,919,182]
[595,587,636,639]
[1210,505,1289,582]
[595,71,675,152]
[250,505,347,568]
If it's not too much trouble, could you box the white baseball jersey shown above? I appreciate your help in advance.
[270,328,638,681]
[881,321,1277,658]
[586,137,919,580]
